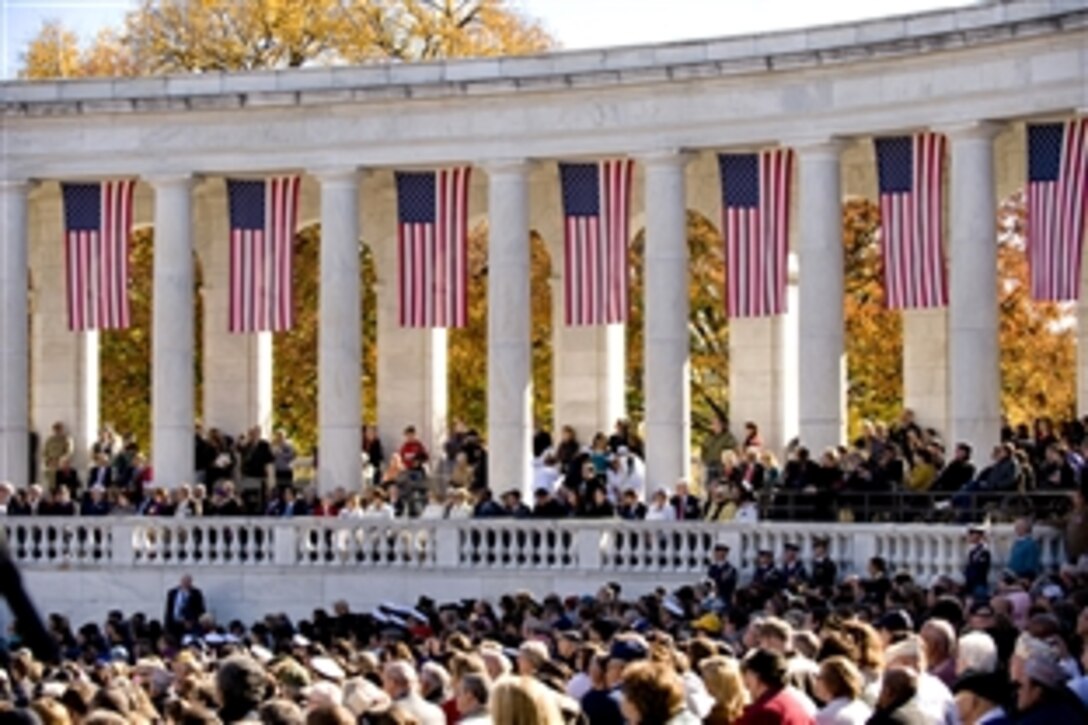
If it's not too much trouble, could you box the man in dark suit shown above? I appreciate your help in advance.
[670,480,701,521]
[86,453,113,490]
[165,574,206,636]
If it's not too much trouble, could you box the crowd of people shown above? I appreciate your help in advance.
[4,412,1087,530]
[1,506,1087,724]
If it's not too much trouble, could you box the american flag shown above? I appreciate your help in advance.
[718,150,793,317]
[874,133,947,309]
[1027,119,1088,302]
[396,168,472,328]
[227,177,300,333]
[559,160,634,326]
[61,180,135,331]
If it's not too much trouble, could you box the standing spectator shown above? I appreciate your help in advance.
[0,481,13,515]
[271,430,296,488]
[964,525,992,601]
[701,417,737,485]
[1006,518,1041,580]
[399,426,429,477]
[555,426,581,474]
[362,425,384,485]
[238,427,274,513]
[810,537,837,590]
[456,672,492,725]
[164,575,206,636]
[743,422,763,451]
[42,421,73,489]
[778,543,808,588]
[707,544,738,604]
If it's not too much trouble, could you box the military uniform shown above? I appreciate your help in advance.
[811,555,838,589]
[708,560,738,602]
[965,539,992,598]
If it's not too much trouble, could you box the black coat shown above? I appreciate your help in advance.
[164,586,206,634]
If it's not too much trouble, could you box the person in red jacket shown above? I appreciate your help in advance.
[399,426,429,474]
[736,649,815,725]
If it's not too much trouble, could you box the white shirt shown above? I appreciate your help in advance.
[645,502,676,521]
[566,672,593,702]
[976,707,1007,725]
[817,698,873,725]
[734,502,760,523]
[419,503,446,520]
[532,459,562,493]
[905,673,957,725]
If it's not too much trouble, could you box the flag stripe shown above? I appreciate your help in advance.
[719,150,793,317]
[875,133,948,309]
[227,176,299,333]
[396,167,472,328]
[61,180,134,331]
[560,159,633,326]
[1028,119,1087,301]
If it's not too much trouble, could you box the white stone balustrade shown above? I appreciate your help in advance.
[0,518,1066,631]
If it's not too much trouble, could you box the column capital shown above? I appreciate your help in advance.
[482,158,532,178]
[936,120,1002,142]
[636,149,692,169]
[144,173,194,189]
[791,137,846,158]
[0,178,32,192]
[310,167,361,186]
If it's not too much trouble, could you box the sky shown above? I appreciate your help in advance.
[1,0,977,79]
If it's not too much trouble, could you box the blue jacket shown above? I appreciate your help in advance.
[1006,536,1041,579]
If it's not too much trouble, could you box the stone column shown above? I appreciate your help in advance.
[797,141,846,451]
[902,308,950,437]
[149,175,195,487]
[315,169,362,493]
[0,180,29,484]
[946,123,1001,456]
[486,161,532,496]
[642,151,691,489]
[552,316,626,440]
[729,253,800,454]
[195,180,273,436]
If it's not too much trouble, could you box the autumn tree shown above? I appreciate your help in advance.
[20,0,552,451]
[843,198,903,434]
[997,193,1076,423]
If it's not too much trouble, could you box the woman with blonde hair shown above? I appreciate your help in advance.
[489,676,564,725]
[619,661,700,724]
[699,656,749,724]
[814,656,872,725]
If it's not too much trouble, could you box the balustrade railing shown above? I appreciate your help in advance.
[0,518,1068,584]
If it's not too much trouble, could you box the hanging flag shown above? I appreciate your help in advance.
[1027,119,1088,302]
[227,176,300,333]
[62,180,135,331]
[559,159,634,326]
[874,133,947,309]
[718,150,793,317]
[396,167,472,328]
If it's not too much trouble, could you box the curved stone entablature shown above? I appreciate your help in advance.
[1,0,1085,178]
